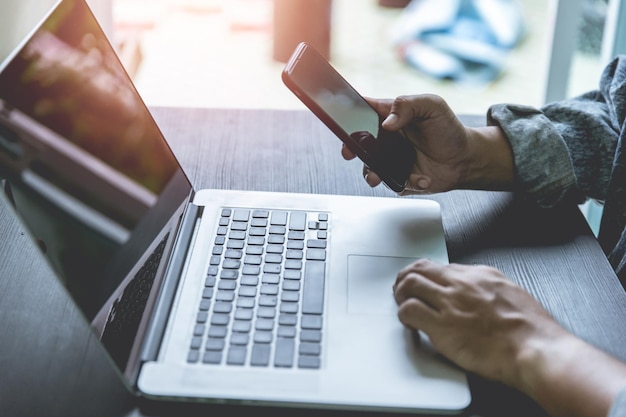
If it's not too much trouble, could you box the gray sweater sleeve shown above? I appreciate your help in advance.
[486,58,622,208]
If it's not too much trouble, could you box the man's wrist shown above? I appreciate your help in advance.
[462,125,514,190]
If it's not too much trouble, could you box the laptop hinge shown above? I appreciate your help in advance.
[139,202,203,364]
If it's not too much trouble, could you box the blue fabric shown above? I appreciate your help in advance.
[488,55,626,282]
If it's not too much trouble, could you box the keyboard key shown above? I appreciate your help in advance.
[268,235,285,244]
[263,264,281,274]
[213,302,232,314]
[198,299,211,311]
[278,326,296,338]
[302,261,325,314]
[254,331,273,344]
[269,225,286,235]
[261,274,279,284]
[278,313,298,326]
[283,270,301,280]
[283,280,300,291]
[274,338,295,368]
[255,318,274,331]
[196,311,208,323]
[300,330,322,343]
[205,338,225,351]
[230,332,250,345]
[285,260,302,270]
[222,259,241,269]
[307,239,327,249]
[236,297,255,308]
[224,249,243,259]
[234,308,254,320]
[246,246,263,255]
[280,302,298,314]
[306,249,326,261]
[299,342,321,356]
[281,291,299,302]
[230,221,247,231]
[261,284,279,295]
[187,350,200,363]
[233,209,250,222]
[301,314,323,329]
[210,313,230,326]
[208,326,227,338]
[226,346,247,365]
[216,290,235,302]
[244,255,262,265]
[298,355,321,369]
[229,231,246,240]
[288,231,305,240]
[248,236,265,245]
[250,344,271,366]
[266,244,284,254]
[265,254,282,264]
[287,240,304,250]
[232,320,251,333]
[249,227,267,236]
[252,210,269,218]
[227,240,244,249]
[240,276,259,286]
[257,306,276,318]
[220,270,238,279]
[218,280,236,290]
[251,218,268,227]
[270,211,288,226]
[242,265,261,275]
[258,295,278,306]
[202,351,222,364]
[238,286,257,297]
[190,336,202,349]
[289,211,306,231]
[286,250,303,259]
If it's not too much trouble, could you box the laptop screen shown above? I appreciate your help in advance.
[0,0,193,325]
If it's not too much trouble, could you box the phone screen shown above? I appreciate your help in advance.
[282,42,415,192]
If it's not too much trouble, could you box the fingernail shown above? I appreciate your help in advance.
[417,179,429,189]
[384,113,398,126]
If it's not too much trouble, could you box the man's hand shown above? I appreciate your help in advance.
[341,94,514,194]
[393,259,626,417]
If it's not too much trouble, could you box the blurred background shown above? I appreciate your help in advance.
[105,0,617,115]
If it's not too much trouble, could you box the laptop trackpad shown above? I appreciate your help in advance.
[347,255,418,315]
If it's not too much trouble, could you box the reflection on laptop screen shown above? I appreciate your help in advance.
[0,0,192,323]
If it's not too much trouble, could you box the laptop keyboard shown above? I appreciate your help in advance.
[187,208,329,369]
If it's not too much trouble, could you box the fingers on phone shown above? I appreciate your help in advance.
[341,144,357,160]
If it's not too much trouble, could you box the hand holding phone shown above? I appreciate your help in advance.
[281,42,416,193]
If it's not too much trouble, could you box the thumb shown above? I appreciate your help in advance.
[382,95,418,131]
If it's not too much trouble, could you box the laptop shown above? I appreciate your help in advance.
[0,0,470,414]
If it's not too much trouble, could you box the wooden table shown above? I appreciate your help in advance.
[2,107,626,417]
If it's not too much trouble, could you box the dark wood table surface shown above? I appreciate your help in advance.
[2,106,626,417]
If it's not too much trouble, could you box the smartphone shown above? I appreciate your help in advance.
[282,42,416,193]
